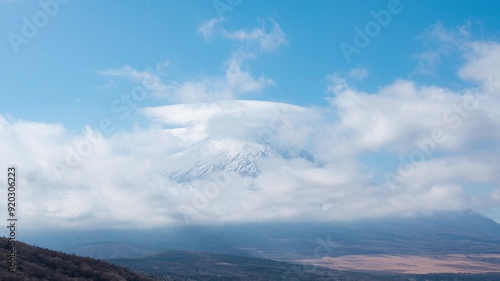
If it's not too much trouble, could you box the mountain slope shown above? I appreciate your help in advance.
[0,237,161,281]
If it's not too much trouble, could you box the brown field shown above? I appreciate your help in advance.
[298,254,500,274]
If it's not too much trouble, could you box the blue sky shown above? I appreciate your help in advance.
[1,0,500,229]
[2,0,500,129]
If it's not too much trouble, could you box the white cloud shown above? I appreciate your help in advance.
[459,42,500,90]
[222,18,287,51]
[100,19,283,104]
[493,189,500,201]
[413,21,473,75]
[98,52,274,103]
[142,100,305,127]
[348,67,370,81]
[3,73,500,229]
[198,18,225,40]
[99,19,286,104]
[390,155,500,190]
[224,52,275,91]
[98,64,169,97]
[163,53,274,103]
[198,17,287,52]
[324,67,499,157]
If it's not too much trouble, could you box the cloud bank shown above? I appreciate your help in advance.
[2,21,500,230]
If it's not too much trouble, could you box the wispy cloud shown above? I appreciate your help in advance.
[222,19,287,51]
[199,17,287,52]
[154,52,274,103]
[412,21,475,75]
[100,19,282,104]
[198,18,225,40]
[348,67,370,81]
[98,64,169,97]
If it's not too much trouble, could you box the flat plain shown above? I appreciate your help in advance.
[299,254,500,274]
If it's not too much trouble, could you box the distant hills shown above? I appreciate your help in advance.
[72,211,500,260]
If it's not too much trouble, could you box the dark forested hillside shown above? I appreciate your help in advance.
[0,237,162,281]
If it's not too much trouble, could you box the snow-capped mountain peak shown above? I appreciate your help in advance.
[153,137,311,183]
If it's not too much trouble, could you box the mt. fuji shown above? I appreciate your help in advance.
[153,137,315,183]
[144,100,317,183]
